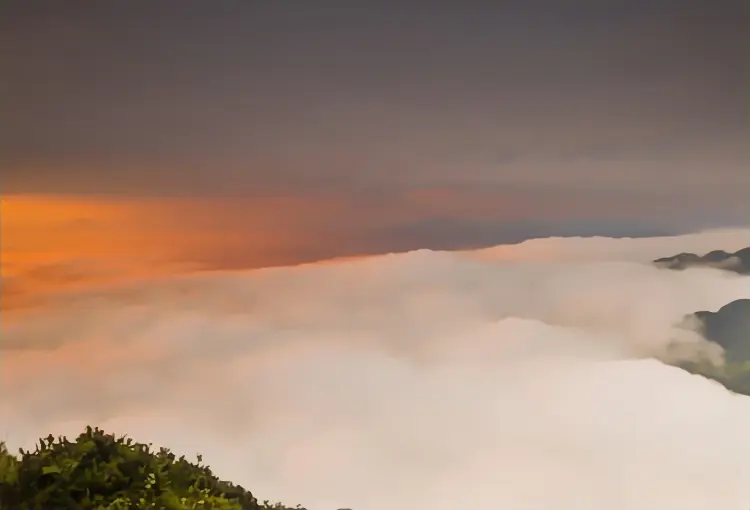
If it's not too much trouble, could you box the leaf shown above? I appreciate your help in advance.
[42,465,63,474]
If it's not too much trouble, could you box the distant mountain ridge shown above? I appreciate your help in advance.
[654,247,750,274]
[655,245,750,395]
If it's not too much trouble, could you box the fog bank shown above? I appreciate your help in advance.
[2,229,750,509]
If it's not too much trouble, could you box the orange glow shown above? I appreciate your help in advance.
[0,194,360,310]
[2,195,203,310]
[2,195,175,272]
[0,189,556,311]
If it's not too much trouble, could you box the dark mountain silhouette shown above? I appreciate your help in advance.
[693,299,750,363]
[657,242,750,395]
[683,299,750,396]
[654,247,750,274]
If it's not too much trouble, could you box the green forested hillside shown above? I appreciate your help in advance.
[682,299,750,396]
[0,426,302,510]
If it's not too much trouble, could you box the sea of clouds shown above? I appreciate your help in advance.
[2,229,750,510]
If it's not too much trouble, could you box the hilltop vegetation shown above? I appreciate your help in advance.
[0,426,302,510]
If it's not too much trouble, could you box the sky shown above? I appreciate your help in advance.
[1,1,749,285]
[3,5,750,508]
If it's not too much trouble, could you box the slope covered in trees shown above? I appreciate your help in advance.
[652,247,750,394]
[0,426,302,510]
[682,299,750,396]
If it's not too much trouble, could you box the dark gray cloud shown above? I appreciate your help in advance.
[2,1,747,199]
[351,217,675,254]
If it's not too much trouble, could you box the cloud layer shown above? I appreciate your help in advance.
[2,229,750,510]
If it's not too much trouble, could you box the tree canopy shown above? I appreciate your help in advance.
[0,426,302,510]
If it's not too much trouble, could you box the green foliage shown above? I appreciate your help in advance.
[682,360,750,396]
[0,426,304,510]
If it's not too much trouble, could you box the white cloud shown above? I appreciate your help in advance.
[2,229,750,510]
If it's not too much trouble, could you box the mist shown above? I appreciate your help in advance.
[2,229,750,510]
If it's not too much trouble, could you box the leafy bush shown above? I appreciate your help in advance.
[681,359,750,396]
[0,426,303,510]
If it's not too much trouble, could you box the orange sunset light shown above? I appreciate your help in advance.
[2,195,159,273]
[1,195,213,309]
[0,193,358,310]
